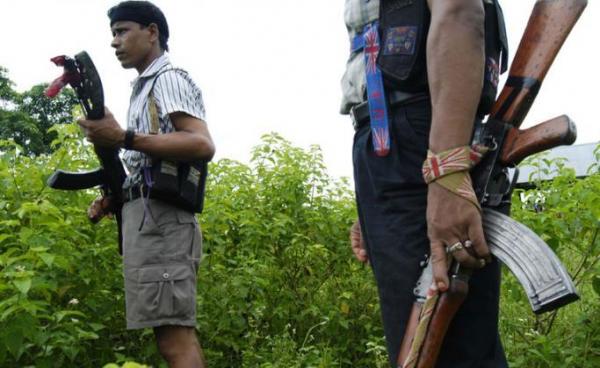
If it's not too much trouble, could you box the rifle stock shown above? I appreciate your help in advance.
[398,264,470,368]
[416,269,469,368]
[490,0,587,127]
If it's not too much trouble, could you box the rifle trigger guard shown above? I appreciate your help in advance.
[486,136,499,152]
[500,169,512,197]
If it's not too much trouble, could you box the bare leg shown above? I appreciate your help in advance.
[154,325,206,368]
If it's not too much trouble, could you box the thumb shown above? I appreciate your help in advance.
[430,240,449,292]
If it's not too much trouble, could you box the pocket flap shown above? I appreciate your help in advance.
[138,264,193,283]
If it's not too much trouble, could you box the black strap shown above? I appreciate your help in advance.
[124,129,135,150]
[495,0,509,73]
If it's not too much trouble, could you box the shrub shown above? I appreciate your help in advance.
[0,124,597,367]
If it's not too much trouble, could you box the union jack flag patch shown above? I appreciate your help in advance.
[383,26,418,56]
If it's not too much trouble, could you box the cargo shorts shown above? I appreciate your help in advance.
[122,198,202,330]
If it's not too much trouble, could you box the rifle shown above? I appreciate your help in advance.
[397,1,586,367]
[45,51,127,252]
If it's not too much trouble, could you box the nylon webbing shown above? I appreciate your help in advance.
[353,23,391,156]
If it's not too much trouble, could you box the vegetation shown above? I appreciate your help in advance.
[0,67,77,156]
[0,66,597,366]
[501,150,600,367]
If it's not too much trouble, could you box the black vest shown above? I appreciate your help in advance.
[377,0,508,117]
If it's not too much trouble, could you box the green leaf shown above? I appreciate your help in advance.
[88,322,106,332]
[30,246,49,252]
[77,329,99,340]
[593,275,600,297]
[13,278,31,295]
[3,325,24,360]
[38,252,55,267]
[123,363,149,368]
[0,234,12,244]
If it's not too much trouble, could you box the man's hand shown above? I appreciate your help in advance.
[350,220,369,263]
[78,107,125,148]
[88,195,115,224]
[427,182,491,292]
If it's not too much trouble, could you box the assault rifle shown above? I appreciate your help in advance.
[45,51,127,252]
[397,1,586,367]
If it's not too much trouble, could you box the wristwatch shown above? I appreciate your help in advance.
[124,129,135,150]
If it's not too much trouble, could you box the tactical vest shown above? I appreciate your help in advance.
[377,0,508,117]
[144,68,208,214]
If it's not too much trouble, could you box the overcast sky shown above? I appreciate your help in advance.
[1,1,598,179]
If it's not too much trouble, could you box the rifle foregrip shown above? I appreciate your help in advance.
[500,115,576,165]
[415,272,469,368]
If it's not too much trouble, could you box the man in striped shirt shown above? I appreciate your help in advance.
[79,1,214,367]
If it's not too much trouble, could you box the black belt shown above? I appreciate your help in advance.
[123,185,151,203]
[350,91,429,130]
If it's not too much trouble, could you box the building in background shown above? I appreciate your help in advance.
[514,142,598,187]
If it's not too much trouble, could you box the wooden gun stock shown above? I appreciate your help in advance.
[501,115,577,165]
[491,0,587,128]
[417,272,469,368]
[398,267,470,368]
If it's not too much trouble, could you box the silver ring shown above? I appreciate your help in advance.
[447,242,464,254]
[464,240,473,249]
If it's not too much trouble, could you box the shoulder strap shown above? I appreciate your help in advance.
[147,67,188,134]
[494,0,509,73]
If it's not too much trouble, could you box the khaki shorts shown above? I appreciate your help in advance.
[122,198,202,330]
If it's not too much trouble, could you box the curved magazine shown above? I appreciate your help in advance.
[483,208,579,314]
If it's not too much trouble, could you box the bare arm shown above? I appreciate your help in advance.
[78,108,215,161]
[426,0,490,291]
[127,111,215,161]
[427,0,485,152]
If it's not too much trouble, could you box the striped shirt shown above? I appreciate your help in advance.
[123,53,206,189]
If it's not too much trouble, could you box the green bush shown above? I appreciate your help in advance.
[0,124,597,367]
[500,150,600,368]
[196,133,386,367]
[0,128,386,367]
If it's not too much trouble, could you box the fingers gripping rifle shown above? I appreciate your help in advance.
[45,51,127,252]
[397,1,586,367]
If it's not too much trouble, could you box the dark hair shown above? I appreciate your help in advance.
[108,1,170,51]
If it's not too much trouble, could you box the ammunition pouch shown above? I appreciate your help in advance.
[146,160,208,213]
[377,0,430,93]
[377,0,508,117]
